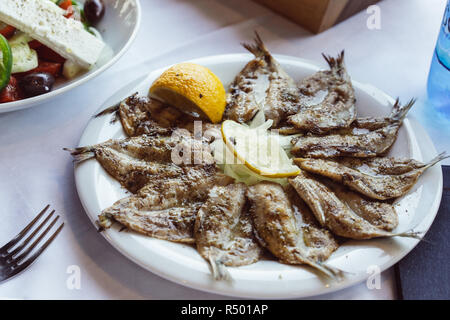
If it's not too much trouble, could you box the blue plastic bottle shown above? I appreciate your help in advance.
[427,1,450,110]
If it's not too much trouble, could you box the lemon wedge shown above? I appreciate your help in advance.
[221,119,300,178]
[149,62,226,123]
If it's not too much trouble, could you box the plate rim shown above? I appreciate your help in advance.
[74,53,443,299]
[0,0,142,114]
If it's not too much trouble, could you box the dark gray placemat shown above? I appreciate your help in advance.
[395,165,450,300]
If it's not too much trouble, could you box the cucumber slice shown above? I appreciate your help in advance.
[8,31,38,73]
[11,42,38,73]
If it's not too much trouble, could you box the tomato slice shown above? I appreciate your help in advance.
[34,61,63,78]
[15,60,62,79]
[0,23,15,38]
[59,0,74,18]
[0,76,24,103]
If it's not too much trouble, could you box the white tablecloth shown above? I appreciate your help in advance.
[0,0,448,299]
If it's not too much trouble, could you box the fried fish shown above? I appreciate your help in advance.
[100,200,201,243]
[98,165,233,243]
[246,182,341,279]
[284,51,356,134]
[194,183,262,280]
[65,133,216,193]
[294,152,448,200]
[289,171,421,240]
[224,32,300,126]
[95,93,219,137]
[323,179,398,231]
[335,156,427,175]
[290,99,415,158]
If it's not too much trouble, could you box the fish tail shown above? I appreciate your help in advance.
[94,102,119,118]
[390,98,416,122]
[242,31,273,64]
[63,146,96,163]
[293,249,345,281]
[94,102,121,124]
[208,253,231,281]
[391,229,423,240]
[306,259,345,281]
[322,50,345,72]
[94,92,141,123]
[423,152,449,169]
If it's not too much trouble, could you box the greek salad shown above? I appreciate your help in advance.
[0,0,106,103]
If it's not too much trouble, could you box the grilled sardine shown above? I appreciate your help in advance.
[295,152,448,200]
[289,171,421,239]
[100,199,201,243]
[65,133,216,193]
[284,51,356,134]
[95,93,219,137]
[224,32,300,126]
[323,179,398,231]
[336,156,426,175]
[194,183,262,280]
[98,166,233,243]
[247,182,341,279]
[291,99,415,158]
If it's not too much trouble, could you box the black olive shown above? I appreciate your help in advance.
[19,73,55,97]
[84,0,105,25]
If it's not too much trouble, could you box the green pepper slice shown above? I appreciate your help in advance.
[0,34,13,91]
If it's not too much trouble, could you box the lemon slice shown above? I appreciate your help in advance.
[149,62,226,123]
[221,120,300,177]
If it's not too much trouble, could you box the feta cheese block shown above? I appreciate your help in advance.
[0,0,105,69]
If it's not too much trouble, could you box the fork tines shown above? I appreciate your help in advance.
[0,205,64,283]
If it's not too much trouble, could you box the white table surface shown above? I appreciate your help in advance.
[0,0,448,300]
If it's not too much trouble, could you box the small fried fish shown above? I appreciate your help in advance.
[100,199,201,243]
[194,183,262,280]
[284,185,341,259]
[246,182,341,279]
[285,51,356,134]
[295,152,448,200]
[289,171,421,240]
[98,166,233,243]
[291,98,415,158]
[224,32,300,126]
[323,180,398,231]
[336,156,426,175]
[95,93,219,137]
[65,133,216,193]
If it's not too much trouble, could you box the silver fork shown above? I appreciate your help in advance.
[0,205,64,283]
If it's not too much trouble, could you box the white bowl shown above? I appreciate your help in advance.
[0,0,141,113]
[73,54,443,298]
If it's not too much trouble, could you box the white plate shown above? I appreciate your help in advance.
[74,54,443,298]
[0,0,141,113]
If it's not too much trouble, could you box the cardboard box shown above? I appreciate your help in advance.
[254,0,381,33]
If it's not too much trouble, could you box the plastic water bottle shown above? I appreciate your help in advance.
[427,0,450,110]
